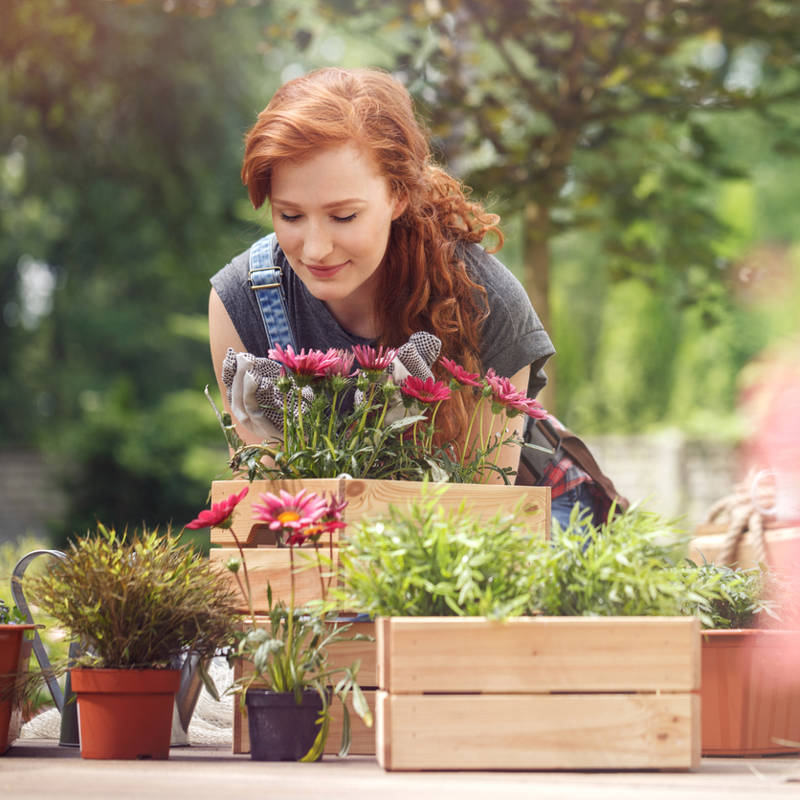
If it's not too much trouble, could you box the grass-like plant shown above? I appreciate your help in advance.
[23,524,240,669]
[680,561,778,629]
[534,505,779,628]
[336,487,543,618]
[337,493,779,628]
[532,505,691,618]
[187,487,373,761]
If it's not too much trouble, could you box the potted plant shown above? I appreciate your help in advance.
[186,486,373,761]
[205,341,552,611]
[337,495,703,771]
[20,524,239,760]
[687,562,800,756]
[0,600,37,754]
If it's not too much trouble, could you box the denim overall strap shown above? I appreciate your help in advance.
[248,233,296,350]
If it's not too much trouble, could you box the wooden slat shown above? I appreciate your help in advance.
[377,691,700,771]
[378,616,700,693]
[324,689,376,756]
[210,478,345,546]
[210,479,550,547]
[209,547,339,613]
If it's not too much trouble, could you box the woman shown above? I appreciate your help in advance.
[209,67,554,485]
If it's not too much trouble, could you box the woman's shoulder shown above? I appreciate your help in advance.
[210,245,251,291]
[459,242,533,317]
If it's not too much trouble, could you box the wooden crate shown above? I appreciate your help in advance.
[376,616,701,771]
[209,478,550,547]
[232,619,377,756]
[209,546,338,612]
[209,478,550,613]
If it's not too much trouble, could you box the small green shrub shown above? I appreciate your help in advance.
[532,506,691,618]
[338,493,777,628]
[534,506,777,628]
[24,524,240,668]
[337,488,542,618]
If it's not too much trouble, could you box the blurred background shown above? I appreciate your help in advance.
[2,0,800,562]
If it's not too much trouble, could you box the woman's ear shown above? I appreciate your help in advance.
[391,194,409,220]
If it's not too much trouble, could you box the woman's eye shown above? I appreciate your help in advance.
[280,213,302,222]
[333,213,357,223]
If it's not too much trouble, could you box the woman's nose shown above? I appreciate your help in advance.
[302,222,334,263]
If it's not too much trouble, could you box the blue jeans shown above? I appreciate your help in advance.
[550,482,598,533]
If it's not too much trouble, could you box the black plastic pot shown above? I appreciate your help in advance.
[245,689,325,761]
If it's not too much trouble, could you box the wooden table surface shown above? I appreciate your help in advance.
[3,740,799,800]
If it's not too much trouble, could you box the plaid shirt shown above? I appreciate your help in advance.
[536,415,612,523]
[539,453,591,500]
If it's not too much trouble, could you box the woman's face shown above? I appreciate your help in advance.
[270,142,407,337]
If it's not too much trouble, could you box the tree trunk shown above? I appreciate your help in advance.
[522,201,556,412]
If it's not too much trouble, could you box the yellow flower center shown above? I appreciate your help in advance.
[278,510,301,524]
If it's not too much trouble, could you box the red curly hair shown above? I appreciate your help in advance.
[241,67,503,442]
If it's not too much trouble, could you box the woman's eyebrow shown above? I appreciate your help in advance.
[271,197,366,209]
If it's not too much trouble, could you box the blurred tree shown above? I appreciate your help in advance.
[319,0,800,408]
[0,0,279,543]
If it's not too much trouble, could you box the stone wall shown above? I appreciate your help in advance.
[584,429,739,530]
[0,450,65,544]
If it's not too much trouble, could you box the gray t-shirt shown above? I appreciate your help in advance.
[210,239,554,397]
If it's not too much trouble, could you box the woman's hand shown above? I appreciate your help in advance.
[208,288,267,447]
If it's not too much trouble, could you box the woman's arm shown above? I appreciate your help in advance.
[471,365,531,486]
[208,288,267,446]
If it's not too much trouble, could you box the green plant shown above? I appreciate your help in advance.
[337,487,543,618]
[534,505,780,628]
[212,341,548,485]
[23,524,240,669]
[338,493,782,628]
[186,487,373,761]
[680,562,779,630]
[0,600,25,625]
[531,505,692,618]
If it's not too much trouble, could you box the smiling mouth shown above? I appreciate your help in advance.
[304,261,348,277]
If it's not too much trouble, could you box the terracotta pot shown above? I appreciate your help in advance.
[70,668,180,759]
[245,688,325,761]
[701,629,800,756]
[0,624,37,755]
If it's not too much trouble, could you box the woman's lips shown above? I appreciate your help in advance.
[304,261,348,279]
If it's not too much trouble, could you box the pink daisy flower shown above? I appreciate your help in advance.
[186,487,248,530]
[252,489,328,540]
[324,349,356,378]
[440,357,481,387]
[352,344,397,371]
[485,369,547,419]
[268,343,340,378]
[318,492,348,533]
[401,376,452,404]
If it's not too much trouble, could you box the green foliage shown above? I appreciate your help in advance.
[317,0,800,426]
[338,492,775,628]
[533,506,691,617]
[538,506,775,628]
[0,599,25,625]
[24,523,239,668]
[681,562,776,630]
[231,590,372,761]
[337,488,543,618]
[0,0,282,541]
[220,350,532,485]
